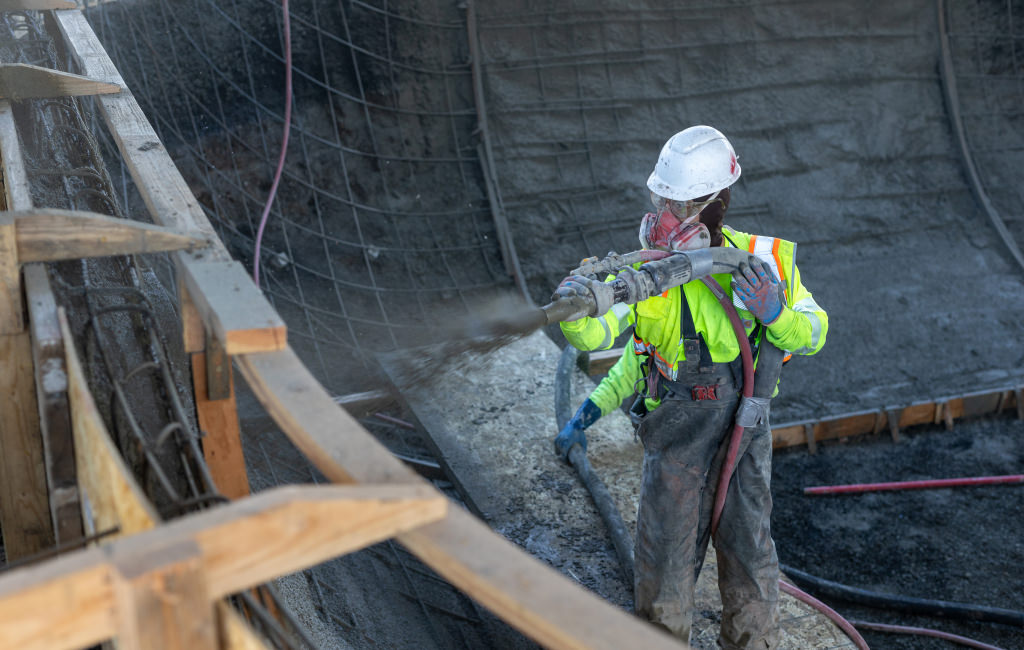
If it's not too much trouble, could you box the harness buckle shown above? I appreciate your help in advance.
[691,385,718,401]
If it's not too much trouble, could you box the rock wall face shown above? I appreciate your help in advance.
[87,0,1024,418]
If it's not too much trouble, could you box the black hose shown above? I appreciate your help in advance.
[555,344,635,587]
[780,564,1024,627]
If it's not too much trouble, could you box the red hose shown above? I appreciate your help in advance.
[849,620,1005,650]
[804,474,1024,495]
[699,278,754,535]
[638,249,673,261]
[780,580,870,650]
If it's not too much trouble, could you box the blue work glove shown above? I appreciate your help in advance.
[554,398,602,460]
[732,257,783,324]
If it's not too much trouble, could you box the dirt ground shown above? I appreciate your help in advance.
[771,414,1024,650]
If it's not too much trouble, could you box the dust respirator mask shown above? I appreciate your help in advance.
[638,190,720,251]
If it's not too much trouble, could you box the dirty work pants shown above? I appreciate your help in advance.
[634,372,780,649]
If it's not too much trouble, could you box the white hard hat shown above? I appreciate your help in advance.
[646,125,741,202]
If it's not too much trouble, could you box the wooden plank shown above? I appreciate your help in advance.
[886,409,901,443]
[60,308,161,537]
[180,260,285,355]
[192,352,249,500]
[53,11,286,354]
[236,350,422,486]
[585,347,621,375]
[898,403,935,429]
[203,326,230,401]
[112,539,216,650]
[12,209,205,262]
[771,424,804,448]
[0,214,20,334]
[0,100,32,211]
[0,0,76,10]
[178,281,205,355]
[0,83,52,561]
[0,548,116,650]
[24,264,82,545]
[217,602,273,650]
[0,63,120,101]
[0,331,53,560]
[236,347,686,650]
[803,423,816,454]
[0,484,444,650]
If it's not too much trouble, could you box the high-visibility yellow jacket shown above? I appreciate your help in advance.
[560,227,828,416]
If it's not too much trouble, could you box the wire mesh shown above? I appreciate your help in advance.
[942,0,1024,246]
[81,0,513,395]
[0,9,318,647]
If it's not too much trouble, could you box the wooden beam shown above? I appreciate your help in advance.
[803,423,816,454]
[24,264,82,545]
[0,331,53,560]
[0,484,445,650]
[112,539,216,650]
[178,282,205,355]
[0,547,115,650]
[0,92,53,560]
[180,259,285,355]
[60,308,161,537]
[12,209,206,262]
[53,11,286,355]
[236,347,686,650]
[0,64,120,100]
[0,100,30,212]
[192,351,249,500]
[217,602,273,650]
[584,347,620,376]
[0,214,20,334]
[0,0,76,10]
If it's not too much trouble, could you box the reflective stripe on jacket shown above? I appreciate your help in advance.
[563,227,828,416]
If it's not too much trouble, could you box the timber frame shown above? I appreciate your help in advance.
[580,349,1024,453]
[0,7,688,650]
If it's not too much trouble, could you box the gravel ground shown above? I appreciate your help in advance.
[771,415,1024,650]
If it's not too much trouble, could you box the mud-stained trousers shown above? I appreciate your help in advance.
[634,362,780,650]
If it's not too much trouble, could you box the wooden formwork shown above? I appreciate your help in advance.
[583,348,1024,453]
[0,5,688,650]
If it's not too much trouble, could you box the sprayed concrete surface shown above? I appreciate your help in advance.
[395,330,856,649]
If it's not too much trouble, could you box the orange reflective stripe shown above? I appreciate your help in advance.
[748,235,758,253]
[771,237,789,302]
[632,333,646,355]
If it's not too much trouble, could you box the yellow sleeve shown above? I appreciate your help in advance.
[766,263,828,355]
[560,302,634,351]
[588,347,643,416]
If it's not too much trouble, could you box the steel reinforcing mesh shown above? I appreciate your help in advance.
[78,0,1024,397]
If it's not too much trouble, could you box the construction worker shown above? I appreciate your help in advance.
[552,125,827,649]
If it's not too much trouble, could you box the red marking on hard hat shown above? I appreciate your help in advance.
[730,155,737,175]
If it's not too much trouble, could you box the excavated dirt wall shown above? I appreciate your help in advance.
[83,1,1024,648]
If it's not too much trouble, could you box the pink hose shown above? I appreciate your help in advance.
[780,580,870,649]
[699,278,753,536]
[849,620,1005,650]
[638,249,674,262]
[804,474,1024,495]
[252,0,293,287]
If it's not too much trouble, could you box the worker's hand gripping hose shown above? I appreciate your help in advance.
[541,247,752,325]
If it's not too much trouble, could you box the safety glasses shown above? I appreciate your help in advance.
[650,190,721,222]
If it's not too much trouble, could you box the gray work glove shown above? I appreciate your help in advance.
[551,275,615,320]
